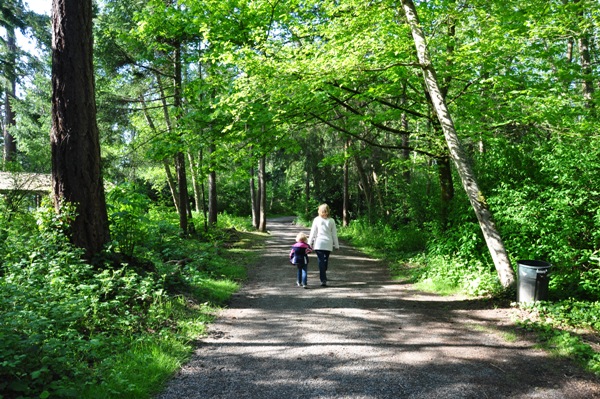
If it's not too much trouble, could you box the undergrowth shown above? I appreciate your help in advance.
[339,215,600,375]
[517,303,600,375]
[0,187,260,399]
[338,218,502,296]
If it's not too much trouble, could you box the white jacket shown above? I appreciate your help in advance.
[308,216,340,251]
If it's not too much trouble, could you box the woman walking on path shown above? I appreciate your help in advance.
[308,204,340,287]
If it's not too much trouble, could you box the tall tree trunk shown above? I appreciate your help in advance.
[400,90,412,222]
[186,187,195,234]
[372,169,385,216]
[208,170,218,226]
[208,169,217,226]
[343,138,350,227]
[175,151,189,234]
[3,27,17,164]
[173,42,189,234]
[353,152,373,222]
[250,163,258,229]
[207,145,217,226]
[249,144,259,229]
[258,155,267,232]
[437,3,455,226]
[187,150,202,213]
[401,0,516,289]
[576,8,594,112]
[304,169,310,218]
[156,74,173,130]
[256,161,262,228]
[163,158,180,213]
[198,148,208,232]
[140,94,180,212]
[438,155,454,229]
[564,0,574,63]
[51,0,110,259]
[400,83,411,184]
[155,74,184,214]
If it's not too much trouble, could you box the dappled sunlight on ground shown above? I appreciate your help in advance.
[157,217,600,399]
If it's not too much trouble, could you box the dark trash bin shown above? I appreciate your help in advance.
[517,260,552,303]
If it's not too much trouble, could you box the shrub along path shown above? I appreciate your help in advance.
[156,217,600,399]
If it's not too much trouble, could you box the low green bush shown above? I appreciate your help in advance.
[0,197,251,399]
[518,313,600,375]
[340,217,501,296]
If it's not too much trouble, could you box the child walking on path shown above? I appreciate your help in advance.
[289,232,312,288]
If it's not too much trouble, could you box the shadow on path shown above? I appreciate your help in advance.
[156,218,600,399]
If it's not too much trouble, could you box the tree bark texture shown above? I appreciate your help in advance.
[578,34,594,110]
[163,158,180,213]
[175,151,189,234]
[51,0,110,258]
[343,138,350,227]
[438,155,454,229]
[401,0,516,289]
[3,27,17,163]
[258,155,267,232]
[400,83,411,184]
[173,42,190,234]
[208,169,217,226]
[206,142,218,226]
[197,148,208,232]
[353,152,373,221]
[304,169,310,218]
[187,150,202,213]
[250,163,258,229]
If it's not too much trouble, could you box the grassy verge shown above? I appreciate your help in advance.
[338,218,600,376]
[0,209,266,399]
[514,302,600,375]
[82,228,266,399]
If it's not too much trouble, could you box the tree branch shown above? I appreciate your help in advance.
[328,81,430,120]
[309,111,442,159]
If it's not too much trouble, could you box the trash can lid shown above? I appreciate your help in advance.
[517,260,552,268]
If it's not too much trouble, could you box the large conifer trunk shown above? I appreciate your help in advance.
[51,0,110,258]
[401,0,516,289]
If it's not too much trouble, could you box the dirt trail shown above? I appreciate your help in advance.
[156,217,600,399]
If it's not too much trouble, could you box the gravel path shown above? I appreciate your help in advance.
[156,217,600,399]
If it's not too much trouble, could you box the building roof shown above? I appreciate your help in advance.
[0,172,51,194]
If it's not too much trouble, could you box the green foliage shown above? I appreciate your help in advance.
[528,298,600,372]
[10,71,52,173]
[532,300,600,334]
[0,202,251,398]
[6,0,600,391]
[216,211,254,232]
[482,136,600,300]
[107,183,152,257]
[80,337,192,399]
[340,218,428,256]
[340,216,503,297]
[415,254,503,297]
[518,315,600,375]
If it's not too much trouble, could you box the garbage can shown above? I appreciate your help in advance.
[517,260,552,303]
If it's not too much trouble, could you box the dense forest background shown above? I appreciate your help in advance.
[1,0,600,397]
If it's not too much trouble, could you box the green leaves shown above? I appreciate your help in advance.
[107,183,152,257]
[0,194,253,398]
